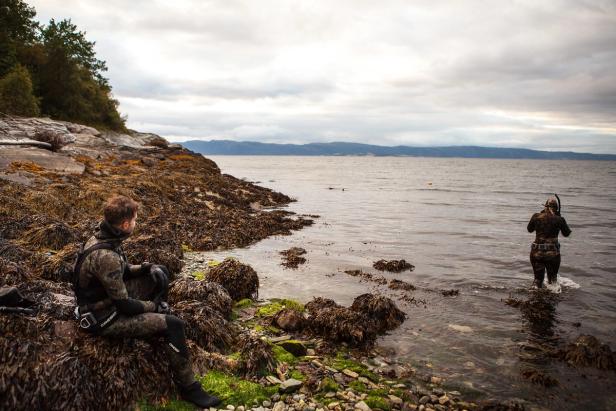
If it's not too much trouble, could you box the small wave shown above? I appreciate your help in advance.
[538,276,580,294]
[559,276,581,289]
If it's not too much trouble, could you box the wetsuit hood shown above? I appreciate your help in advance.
[95,220,131,243]
[544,197,558,214]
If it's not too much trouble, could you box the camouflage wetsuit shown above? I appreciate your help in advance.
[75,220,195,387]
[527,209,572,287]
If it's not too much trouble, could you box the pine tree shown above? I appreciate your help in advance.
[0,63,40,116]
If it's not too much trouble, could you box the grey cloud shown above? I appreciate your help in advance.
[28,0,616,153]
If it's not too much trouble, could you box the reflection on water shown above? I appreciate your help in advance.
[201,156,616,410]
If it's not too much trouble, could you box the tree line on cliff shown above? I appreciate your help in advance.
[0,0,125,131]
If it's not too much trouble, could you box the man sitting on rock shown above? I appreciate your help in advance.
[72,194,220,408]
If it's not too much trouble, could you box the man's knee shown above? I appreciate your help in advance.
[165,314,189,357]
[165,314,186,331]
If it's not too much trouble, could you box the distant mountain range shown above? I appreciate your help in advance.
[180,140,616,160]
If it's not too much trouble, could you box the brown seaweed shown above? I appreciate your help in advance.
[168,277,232,319]
[373,259,414,273]
[207,258,259,301]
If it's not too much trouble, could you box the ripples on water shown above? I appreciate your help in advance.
[203,156,616,410]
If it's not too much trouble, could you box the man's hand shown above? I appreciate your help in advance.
[140,262,154,275]
[149,265,169,290]
[156,301,171,314]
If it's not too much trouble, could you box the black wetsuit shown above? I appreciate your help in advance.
[527,209,572,287]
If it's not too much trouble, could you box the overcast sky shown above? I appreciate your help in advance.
[30,0,616,153]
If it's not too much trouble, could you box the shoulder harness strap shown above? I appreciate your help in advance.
[72,241,118,291]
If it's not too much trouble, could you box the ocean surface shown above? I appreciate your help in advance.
[202,156,616,410]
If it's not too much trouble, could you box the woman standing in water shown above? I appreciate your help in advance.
[527,196,572,289]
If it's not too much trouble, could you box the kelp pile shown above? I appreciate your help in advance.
[168,277,232,319]
[279,247,307,269]
[172,300,235,352]
[304,294,406,348]
[207,258,259,301]
[1,140,313,280]
[521,368,559,387]
[388,278,416,291]
[553,335,616,371]
[373,259,415,273]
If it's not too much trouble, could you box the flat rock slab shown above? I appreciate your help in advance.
[0,171,34,186]
[0,147,85,174]
[279,378,302,393]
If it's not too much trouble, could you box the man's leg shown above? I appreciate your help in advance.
[100,313,195,386]
[99,313,220,407]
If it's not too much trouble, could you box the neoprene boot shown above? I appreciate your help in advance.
[179,381,221,408]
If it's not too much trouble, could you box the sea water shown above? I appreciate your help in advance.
[201,156,616,410]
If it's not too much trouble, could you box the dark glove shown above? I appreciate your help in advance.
[149,265,169,290]
[156,301,171,314]
[140,262,154,275]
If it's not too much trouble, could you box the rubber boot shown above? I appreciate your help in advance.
[179,381,221,408]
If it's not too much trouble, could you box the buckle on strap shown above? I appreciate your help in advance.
[79,312,97,329]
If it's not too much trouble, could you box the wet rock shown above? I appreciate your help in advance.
[388,395,403,405]
[274,308,306,332]
[372,259,414,273]
[280,378,303,393]
[342,369,359,378]
[438,395,449,405]
[441,289,459,297]
[278,340,307,357]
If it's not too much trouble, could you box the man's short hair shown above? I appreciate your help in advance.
[104,195,139,225]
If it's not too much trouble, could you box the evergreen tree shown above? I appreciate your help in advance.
[37,19,125,130]
[0,63,40,116]
[0,4,126,130]
[0,0,39,76]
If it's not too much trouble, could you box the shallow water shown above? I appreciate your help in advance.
[202,156,616,410]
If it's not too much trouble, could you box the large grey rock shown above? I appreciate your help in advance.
[279,378,303,393]
[0,147,85,174]
[0,115,171,174]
